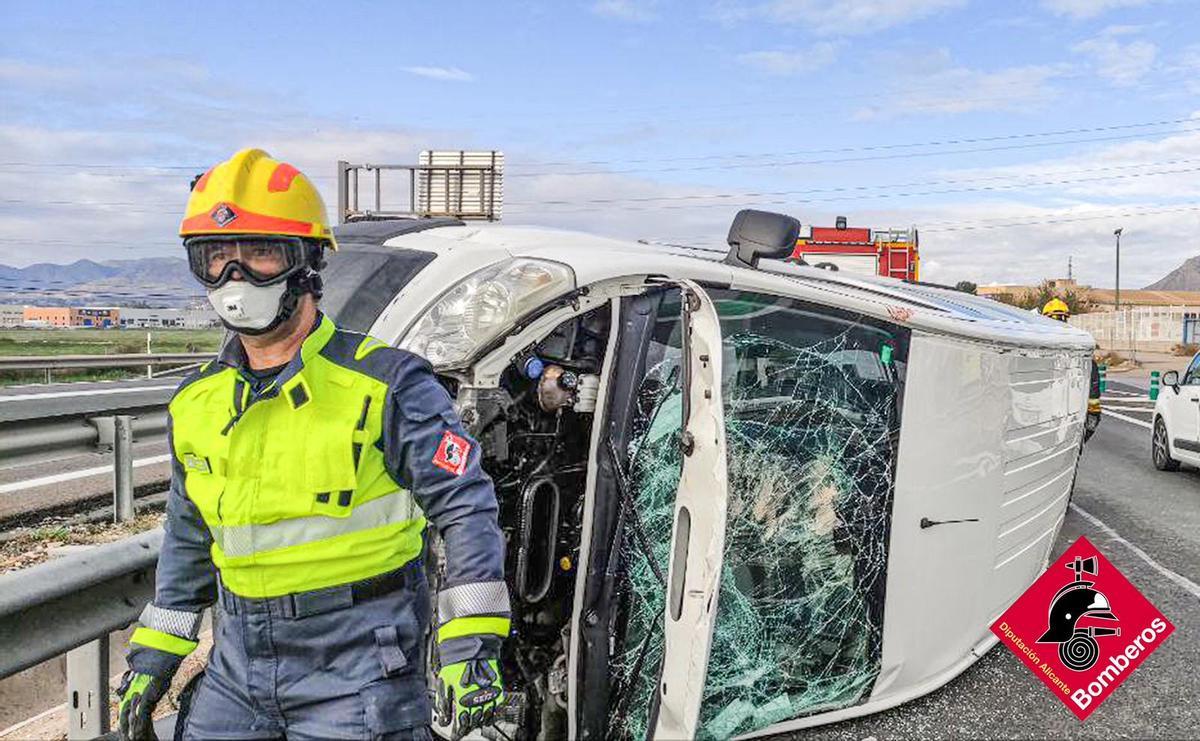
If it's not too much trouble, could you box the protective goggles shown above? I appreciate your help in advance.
[184,236,307,288]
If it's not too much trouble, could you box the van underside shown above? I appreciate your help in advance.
[426,286,907,740]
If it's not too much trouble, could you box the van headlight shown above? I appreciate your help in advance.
[401,258,576,368]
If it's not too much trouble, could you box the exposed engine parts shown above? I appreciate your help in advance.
[433,304,611,740]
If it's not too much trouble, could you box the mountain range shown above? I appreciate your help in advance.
[1144,256,1200,291]
[0,258,204,308]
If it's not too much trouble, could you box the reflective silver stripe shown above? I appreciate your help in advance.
[438,581,511,624]
[211,489,418,558]
[139,604,202,641]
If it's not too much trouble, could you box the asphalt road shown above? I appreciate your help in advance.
[0,379,176,525]
[0,441,170,524]
[0,378,175,423]
[788,381,1199,740]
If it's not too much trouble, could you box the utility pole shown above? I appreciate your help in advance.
[1068,255,1073,281]
[1114,228,1123,311]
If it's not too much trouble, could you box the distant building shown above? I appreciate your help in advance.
[120,308,184,328]
[181,307,219,329]
[118,307,219,329]
[0,305,24,327]
[23,306,120,327]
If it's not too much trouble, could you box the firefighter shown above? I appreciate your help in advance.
[1042,299,1102,441]
[116,149,507,740]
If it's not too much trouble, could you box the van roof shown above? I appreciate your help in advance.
[342,220,1094,352]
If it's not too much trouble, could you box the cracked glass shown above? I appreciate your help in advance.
[610,289,903,740]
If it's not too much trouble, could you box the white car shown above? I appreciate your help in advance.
[1152,355,1200,471]
[320,211,1094,740]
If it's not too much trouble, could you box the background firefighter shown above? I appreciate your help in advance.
[115,149,508,740]
[1042,299,1102,442]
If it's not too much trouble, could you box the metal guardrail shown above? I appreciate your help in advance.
[0,529,162,679]
[0,412,167,469]
[0,529,162,737]
[0,352,211,372]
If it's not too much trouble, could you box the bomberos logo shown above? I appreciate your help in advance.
[990,536,1174,721]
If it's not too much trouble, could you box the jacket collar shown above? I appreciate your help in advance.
[217,312,335,399]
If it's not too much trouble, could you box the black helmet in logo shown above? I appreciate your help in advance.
[1036,556,1120,671]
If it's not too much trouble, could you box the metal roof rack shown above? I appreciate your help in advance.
[336,150,503,224]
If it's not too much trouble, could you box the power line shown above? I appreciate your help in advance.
[512,116,1200,169]
[924,203,1200,233]
[505,125,1200,177]
[3,116,1198,181]
[9,156,1200,215]
[504,161,1200,210]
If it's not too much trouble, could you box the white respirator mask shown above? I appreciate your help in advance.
[207,281,290,332]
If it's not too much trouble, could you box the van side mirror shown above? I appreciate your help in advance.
[724,209,801,269]
[1163,370,1180,390]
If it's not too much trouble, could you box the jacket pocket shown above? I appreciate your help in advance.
[305,418,361,517]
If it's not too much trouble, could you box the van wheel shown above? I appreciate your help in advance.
[1153,418,1180,471]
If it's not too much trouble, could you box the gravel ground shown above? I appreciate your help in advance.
[0,513,163,573]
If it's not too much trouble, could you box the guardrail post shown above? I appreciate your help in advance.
[114,415,134,522]
[66,636,110,739]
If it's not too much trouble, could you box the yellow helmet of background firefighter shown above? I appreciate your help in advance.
[1042,297,1070,321]
[179,148,337,249]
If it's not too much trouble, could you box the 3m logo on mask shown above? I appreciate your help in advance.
[221,294,246,319]
[211,203,238,227]
[990,536,1174,720]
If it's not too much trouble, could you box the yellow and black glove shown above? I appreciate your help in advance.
[116,670,170,741]
[118,619,198,741]
[437,657,505,740]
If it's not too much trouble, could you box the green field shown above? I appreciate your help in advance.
[0,327,226,386]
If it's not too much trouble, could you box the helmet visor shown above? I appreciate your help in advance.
[185,236,306,288]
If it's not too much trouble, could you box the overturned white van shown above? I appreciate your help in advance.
[320,210,1095,740]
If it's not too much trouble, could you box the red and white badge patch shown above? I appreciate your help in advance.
[432,430,471,476]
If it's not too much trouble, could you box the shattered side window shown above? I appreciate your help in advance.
[609,290,684,741]
[609,289,904,740]
[699,290,902,738]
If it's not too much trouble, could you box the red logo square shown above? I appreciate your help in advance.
[432,430,471,477]
[991,536,1174,720]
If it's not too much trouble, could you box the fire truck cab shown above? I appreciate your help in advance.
[789,216,920,281]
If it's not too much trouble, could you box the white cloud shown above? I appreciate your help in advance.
[0,59,79,86]
[737,43,840,76]
[854,52,1067,119]
[1072,29,1157,86]
[938,125,1200,202]
[718,0,965,34]
[1042,0,1155,19]
[402,66,475,82]
[591,0,658,21]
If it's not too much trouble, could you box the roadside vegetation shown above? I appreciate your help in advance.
[0,327,224,386]
[0,513,163,574]
[992,279,1093,314]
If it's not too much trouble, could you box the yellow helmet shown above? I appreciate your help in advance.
[180,148,336,249]
[1042,297,1070,321]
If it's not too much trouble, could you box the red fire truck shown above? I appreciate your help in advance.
[788,216,920,281]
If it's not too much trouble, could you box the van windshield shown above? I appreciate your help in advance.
[320,247,436,334]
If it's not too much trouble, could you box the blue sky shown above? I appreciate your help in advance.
[3,0,1200,287]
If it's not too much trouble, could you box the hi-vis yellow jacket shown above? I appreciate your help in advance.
[128,314,508,666]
